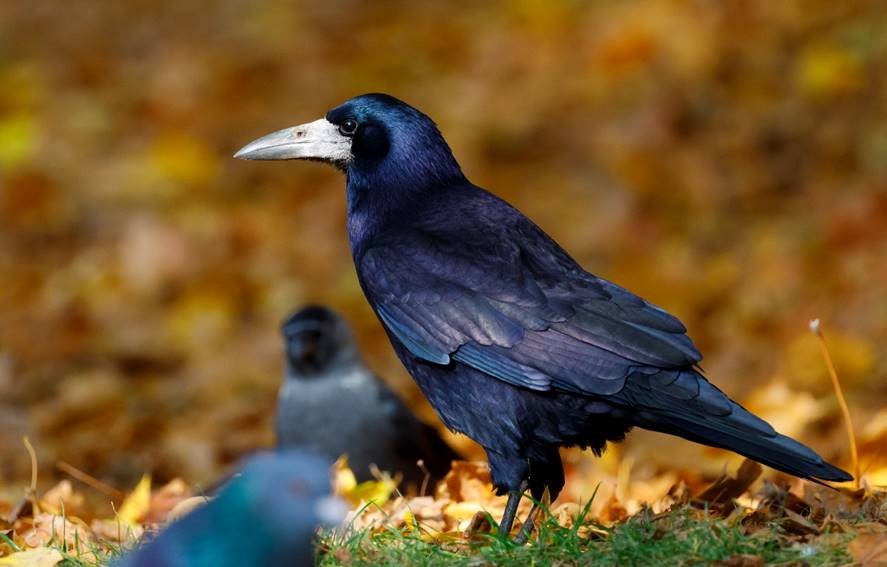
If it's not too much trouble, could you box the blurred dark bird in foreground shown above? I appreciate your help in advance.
[236,94,852,541]
[116,451,344,567]
[276,305,459,489]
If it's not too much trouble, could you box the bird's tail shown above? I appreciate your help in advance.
[618,369,852,483]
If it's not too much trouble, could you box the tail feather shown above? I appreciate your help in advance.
[619,369,853,483]
[641,412,852,482]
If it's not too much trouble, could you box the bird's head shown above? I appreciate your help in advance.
[281,305,357,377]
[235,93,466,194]
[214,451,345,560]
[234,451,343,520]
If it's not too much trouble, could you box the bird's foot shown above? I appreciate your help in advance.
[498,482,543,544]
[513,502,539,545]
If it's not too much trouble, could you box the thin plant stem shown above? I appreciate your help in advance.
[22,436,40,514]
[809,319,859,488]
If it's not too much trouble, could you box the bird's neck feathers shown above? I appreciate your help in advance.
[284,345,363,381]
[345,123,466,247]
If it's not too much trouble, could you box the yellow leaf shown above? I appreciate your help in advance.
[0,548,63,567]
[403,509,416,533]
[347,478,397,507]
[117,474,151,525]
[332,456,357,497]
[444,501,486,521]
[331,456,396,506]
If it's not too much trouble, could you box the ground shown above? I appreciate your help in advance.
[1,456,885,566]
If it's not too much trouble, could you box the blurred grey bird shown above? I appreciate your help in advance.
[276,305,459,489]
[115,450,344,567]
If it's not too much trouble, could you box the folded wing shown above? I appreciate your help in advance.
[361,221,701,397]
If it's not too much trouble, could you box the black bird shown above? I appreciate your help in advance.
[235,94,852,541]
[116,450,344,567]
[276,305,459,489]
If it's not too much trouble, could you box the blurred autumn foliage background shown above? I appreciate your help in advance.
[1,0,885,501]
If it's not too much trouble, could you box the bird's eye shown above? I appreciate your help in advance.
[339,119,358,136]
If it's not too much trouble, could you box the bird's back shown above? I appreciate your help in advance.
[277,365,452,486]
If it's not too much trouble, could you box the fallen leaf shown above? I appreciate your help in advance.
[437,461,494,503]
[463,510,492,536]
[6,499,32,524]
[332,457,357,497]
[145,478,191,523]
[19,514,92,551]
[695,460,762,507]
[849,532,887,566]
[780,509,819,536]
[444,501,486,522]
[757,481,810,514]
[331,456,396,507]
[598,493,629,524]
[347,477,397,507]
[89,518,143,543]
[803,483,867,519]
[117,474,151,525]
[166,496,209,523]
[38,481,83,517]
[0,547,63,567]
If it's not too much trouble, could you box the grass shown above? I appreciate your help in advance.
[318,505,854,566]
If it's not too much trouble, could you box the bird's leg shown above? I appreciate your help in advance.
[515,453,561,545]
[513,502,539,545]
[486,451,531,540]
[498,480,528,539]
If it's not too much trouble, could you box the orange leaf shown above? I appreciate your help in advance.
[849,533,887,566]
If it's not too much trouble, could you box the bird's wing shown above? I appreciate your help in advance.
[360,221,701,396]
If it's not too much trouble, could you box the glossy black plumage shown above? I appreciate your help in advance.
[276,305,458,489]
[236,93,851,537]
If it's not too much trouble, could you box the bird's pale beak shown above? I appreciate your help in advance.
[233,118,351,163]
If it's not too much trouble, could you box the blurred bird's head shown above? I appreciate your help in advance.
[230,450,344,527]
[234,93,466,199]
[281,306,358,377]
[115,450,344,567]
